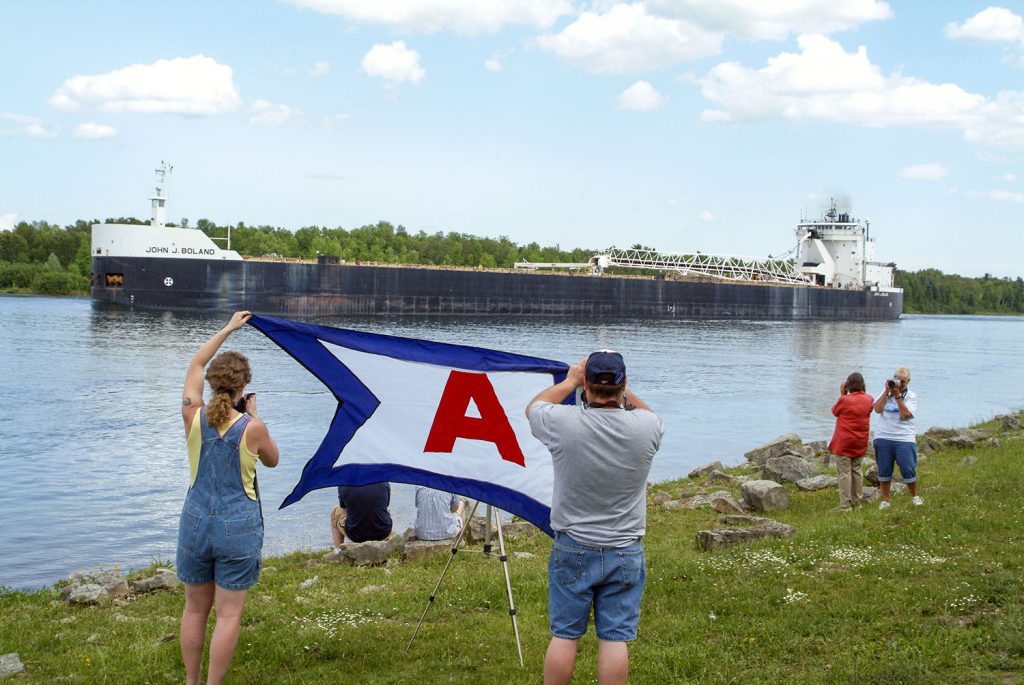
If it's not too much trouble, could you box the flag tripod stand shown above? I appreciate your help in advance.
[406,499,524,666]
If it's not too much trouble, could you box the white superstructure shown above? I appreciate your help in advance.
[91,162,242,261]
[796,200,895,291]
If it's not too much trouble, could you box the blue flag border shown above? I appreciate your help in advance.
[248,315,569,536]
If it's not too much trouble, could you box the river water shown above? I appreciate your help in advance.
[1,295,1021,589]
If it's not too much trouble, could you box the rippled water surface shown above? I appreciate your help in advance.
[1,295,1022,588]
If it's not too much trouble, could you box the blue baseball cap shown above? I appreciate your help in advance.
[585,350,625,385]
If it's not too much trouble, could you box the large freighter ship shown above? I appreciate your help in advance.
[91,166,903,319]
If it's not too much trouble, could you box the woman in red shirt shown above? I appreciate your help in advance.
[829,372,874,510]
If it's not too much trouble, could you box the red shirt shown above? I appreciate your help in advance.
[828,391,874,457]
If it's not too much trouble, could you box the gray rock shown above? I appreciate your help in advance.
[806,439,828,455]
[1000,414,1022,431]
[701,470,736,487]
[762,455,819,484]
[130,568,180,594]
[513,552,535,559]
[86,633,101,645]
[501,521,538,540]
[710,494,746,514]
[650,490,673,506]
[465,517,535,543]
[925,426,958,439]
[67,583,106,605]
[682,490,732,510]
[695,519,795,551]
[740,480,790,513]
[861,486,880,503]
[342,539,394,566]
[796,475,838,491]
[0,653,25,678]
[688,460,724,479]
[662,500,684,512]
[744,434,802,466]
[890,483,908,495]
[299,576,319,590]
[960,455,978,466]
[403,539,456,562]
[987,437,1001,448]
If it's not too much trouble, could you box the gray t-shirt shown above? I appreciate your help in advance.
[529,401,664,547]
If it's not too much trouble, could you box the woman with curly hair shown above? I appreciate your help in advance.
[177,311,279,685]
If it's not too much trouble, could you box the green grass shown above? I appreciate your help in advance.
[3,416,1024,683]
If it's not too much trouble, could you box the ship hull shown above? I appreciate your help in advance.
[91,256,903,320]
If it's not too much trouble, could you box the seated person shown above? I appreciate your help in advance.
[323,483,392,560]
[413,486,466,541]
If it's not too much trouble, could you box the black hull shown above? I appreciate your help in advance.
[91,256,903,320]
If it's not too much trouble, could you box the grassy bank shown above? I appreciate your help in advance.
[3,416,1023,684]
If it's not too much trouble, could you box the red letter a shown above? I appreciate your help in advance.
[423,370,525,467]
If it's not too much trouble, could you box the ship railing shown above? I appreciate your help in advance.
[596,248,813,285]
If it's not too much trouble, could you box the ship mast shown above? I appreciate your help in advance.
[150,161,173,228]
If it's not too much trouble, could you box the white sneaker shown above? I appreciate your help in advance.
[878,500,891,510]
[912,496,924,506]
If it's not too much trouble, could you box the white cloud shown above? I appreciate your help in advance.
[537,3,723,74]
[945,7,1024,44]
[699,210,715,221]
[648,0,892,41]
[697,35,1024,148]
[996,172,1018,181]
[968,188,1024,203]
[73,122,117,139]
[361,41,426,85]
[248,100,301,125]
[48,55,241,115]
[0,212,17,231]
[24,122,59,139]
[616,80,667,110]
[310,60,331,76]
[0,112,59,138]
[900,163,948,180]
[485,57,504,72]
[286,0,572,34]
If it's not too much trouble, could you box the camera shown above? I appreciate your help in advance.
[886,379,900,391]
[234,393,254,413]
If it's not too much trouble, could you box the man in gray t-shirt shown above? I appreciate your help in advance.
[527,350,664,685]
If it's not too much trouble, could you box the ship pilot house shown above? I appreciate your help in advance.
[796,201,895,291]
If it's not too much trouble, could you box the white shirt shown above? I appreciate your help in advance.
[873,389,918,442]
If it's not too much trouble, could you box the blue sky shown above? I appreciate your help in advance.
[2,1,1023,277]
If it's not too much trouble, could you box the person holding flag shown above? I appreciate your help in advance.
[526,350,664,685]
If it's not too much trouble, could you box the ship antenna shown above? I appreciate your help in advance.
[150,161,173,228]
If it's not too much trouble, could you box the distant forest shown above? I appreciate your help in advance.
[1,217,1021,315]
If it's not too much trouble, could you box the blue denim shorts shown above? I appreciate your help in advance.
[874,438,917,484]
[176,506,264,591]
[548,532,646,642]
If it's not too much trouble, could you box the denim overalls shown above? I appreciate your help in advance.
[176,408,264,590]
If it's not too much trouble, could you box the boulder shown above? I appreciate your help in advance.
[796,475,838,491]
[744,434,802,466]
[1000,414,1022,431]
[338,539,394,566]
[805,440,828,456]
[130,568,180,594]
[960,455,978,466]
[710,494,746,515]
[688,461,724,479]
[464,517,535,544]
[861,486,880,503]
[0,653,25,678]
[650,490,674,506]
[695,517,795,551]
[403,539,456,562]
[701,470,736,487]
[67,583,106,605]
[741,480,790,513]
[925,426,958,439]
[662,500,684,513]
[762,455,819,484]
[682,490,732,510]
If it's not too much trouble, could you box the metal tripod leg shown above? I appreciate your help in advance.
[406,501,524,667]
[407,498,481,650]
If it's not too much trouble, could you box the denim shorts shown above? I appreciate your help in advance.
[874,438,917,484]
[548,531,646,642]
[176,506,264,591]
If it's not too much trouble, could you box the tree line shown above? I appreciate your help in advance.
[1,217,1021,315]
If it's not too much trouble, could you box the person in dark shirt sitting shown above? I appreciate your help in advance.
[323,483,392,560]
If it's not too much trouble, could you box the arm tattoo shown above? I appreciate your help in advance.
[182,397,193,406]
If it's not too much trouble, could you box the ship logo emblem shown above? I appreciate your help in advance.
[163,277,174,287]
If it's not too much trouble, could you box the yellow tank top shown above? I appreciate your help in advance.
[186,410,260,500]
